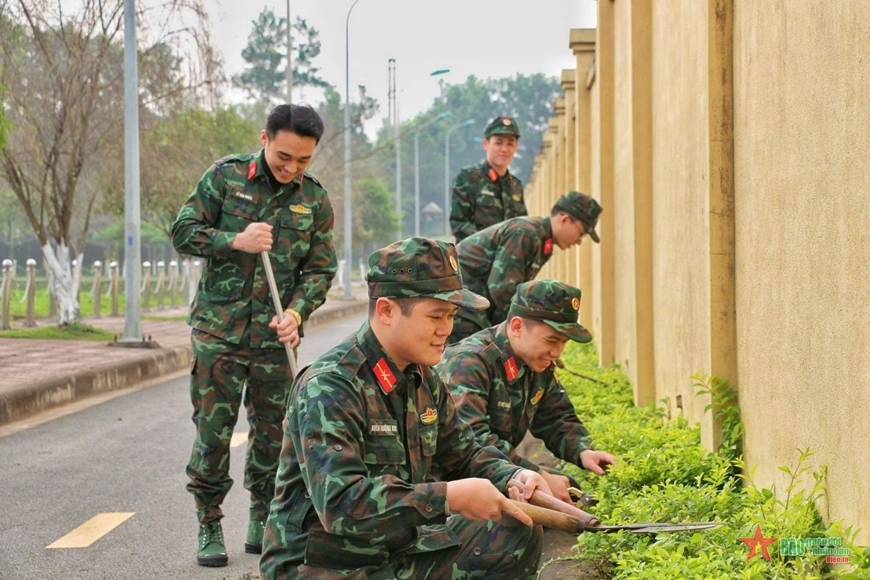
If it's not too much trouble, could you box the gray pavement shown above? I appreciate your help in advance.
[0,291,368,428]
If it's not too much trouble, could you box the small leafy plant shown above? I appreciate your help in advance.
[548,343,869,579]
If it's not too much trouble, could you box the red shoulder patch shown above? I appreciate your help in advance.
[504,357,519,382]
[247,161,257,180]
[374,358,397,394]
[543,238,553,255]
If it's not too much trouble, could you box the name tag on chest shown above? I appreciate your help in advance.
[370,419,399,436]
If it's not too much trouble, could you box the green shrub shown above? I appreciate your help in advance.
[550,343,870,579]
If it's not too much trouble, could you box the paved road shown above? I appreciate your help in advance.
[0,313,366,580]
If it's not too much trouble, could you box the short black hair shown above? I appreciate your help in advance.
[265,104,325,144]
[368,296,427,318]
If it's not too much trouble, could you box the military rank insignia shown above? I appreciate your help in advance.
[374,358,397,393]
[247,161,257,180]
[504,357,519,382]
[420,407,438,425]
[289,204,312,214]
[543,238,553,255]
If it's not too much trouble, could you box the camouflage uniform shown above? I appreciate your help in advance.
[438,280,597,477]
[171,149,337,524]
[449,191,603,345]
[449,216,555,344]
[450,117,526,243]
[259,238,542,580]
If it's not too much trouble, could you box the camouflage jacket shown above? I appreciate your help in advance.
[437,323,593,472]
[454,216,554,331]
[259,321,521,578]
[450,161,527,243]
[170,150,337,348]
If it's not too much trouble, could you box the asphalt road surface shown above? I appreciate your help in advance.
[0,313,366,580]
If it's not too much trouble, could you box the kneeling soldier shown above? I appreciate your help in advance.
[437,280,616,504]
[259,238,550,580]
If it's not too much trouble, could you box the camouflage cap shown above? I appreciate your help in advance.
[509,280,592,343]
[366,237,490,311]
[554,191,602,243]
[484,116,521,139]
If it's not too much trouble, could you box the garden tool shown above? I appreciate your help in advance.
[507,479,724,534]
[261,251,299,378]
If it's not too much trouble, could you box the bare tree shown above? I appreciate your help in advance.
[0,0,220,324]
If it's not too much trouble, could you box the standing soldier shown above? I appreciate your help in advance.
[259,238,549,580]
[437,280,616,504]
[449,191,602,345]
[171,103,337,567]
[449,116,527,242]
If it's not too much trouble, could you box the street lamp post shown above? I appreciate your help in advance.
[286,0,292,102]
[343,0,361,300]
[414,111,451,237]
[444,119,476,238]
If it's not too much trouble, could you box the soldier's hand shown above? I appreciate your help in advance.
[580,449,616,475]
[231,222,273,253]
[270,311,300,349]
[539,470,572,504]
[446,478,532,526]
[510,469,553,502]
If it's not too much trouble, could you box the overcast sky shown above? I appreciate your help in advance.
[206,0,598,124]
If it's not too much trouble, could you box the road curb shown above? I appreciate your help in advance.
[0,299,368,428]
[0,346,191,426]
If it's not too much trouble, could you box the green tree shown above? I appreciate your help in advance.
[353,177,399,258]
[370,73,563,237]
[234,9,329,107]
[0,0,220,324]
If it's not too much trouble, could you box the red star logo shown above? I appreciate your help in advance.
[739,525,777,561]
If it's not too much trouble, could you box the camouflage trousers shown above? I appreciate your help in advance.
[266,515,542,580]
[187,329,292,524]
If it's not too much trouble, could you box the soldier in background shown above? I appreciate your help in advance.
[449,116,527,242]
[260,238,549,580]
[448,191,602,345]
[170,103,337,567]
[437,280,615,504]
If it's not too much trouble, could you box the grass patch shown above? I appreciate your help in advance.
[552,342,869,579]
[0,322,115,341]
[143,314,188,322]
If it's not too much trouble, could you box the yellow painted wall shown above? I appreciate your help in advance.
[650,0,713,427]
[733,0,870,544]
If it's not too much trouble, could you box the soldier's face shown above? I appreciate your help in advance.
[510,318,569,372]
[483,135,518,172]
[260,129,317,183]
[385,298,457,369]
[554,214,587,250]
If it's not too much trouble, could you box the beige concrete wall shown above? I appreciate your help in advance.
[651,0,715,431]
[573,30,596,330]
[612,0,655,406]
[733,0,870,545]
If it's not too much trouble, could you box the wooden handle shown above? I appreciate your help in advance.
[509,500,585,533]
[507,479,600,528]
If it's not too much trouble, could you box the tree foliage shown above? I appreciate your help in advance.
[0,0,221,323]
[370,73,563,238]
[233,8,329,108]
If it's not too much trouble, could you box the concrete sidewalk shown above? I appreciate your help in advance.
[0,293,368,427]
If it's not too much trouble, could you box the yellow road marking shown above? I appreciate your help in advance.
[47,512,135,549]
[231,432,248,448]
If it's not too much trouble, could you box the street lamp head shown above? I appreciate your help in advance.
[430,69,450,76]
[435,111,452,121]
[461,119,476,127]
